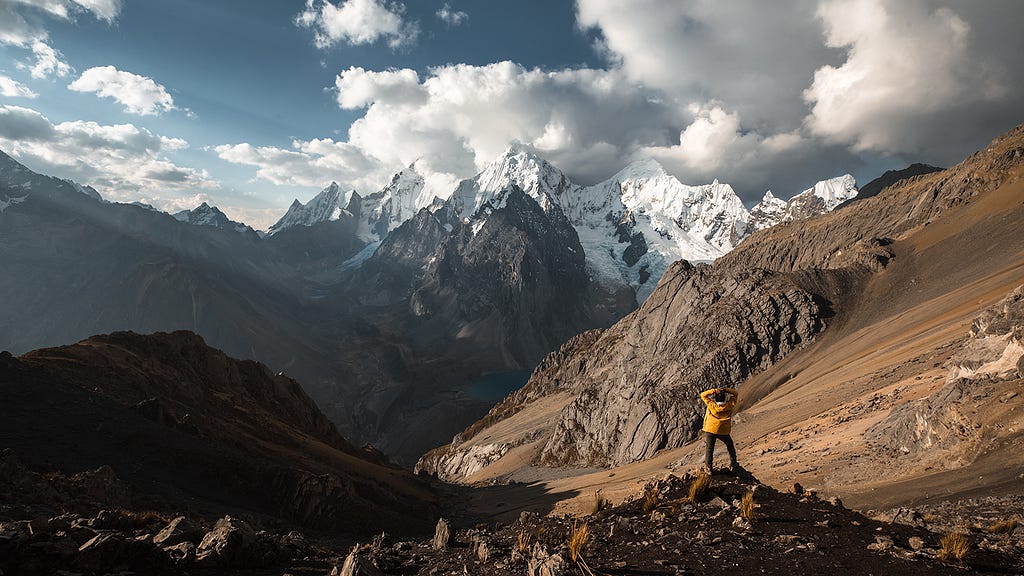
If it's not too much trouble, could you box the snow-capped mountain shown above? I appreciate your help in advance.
[443,147,751,303]
[744,191,788,236]
[268,182,354,235]
[173,202,255,235]
[356,162,436,242]
[449,144,574,218]
[743,175,858,237]
[574,159,750,302]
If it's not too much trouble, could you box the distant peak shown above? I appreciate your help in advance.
[501,142,531,157]
[761,190,778,202]
[614,157,667,181]
[197,201,211,209]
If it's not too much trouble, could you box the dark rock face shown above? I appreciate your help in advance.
[334,185,632,463]
[839,163,944,208]
[410,187,597,366]
[537,263,829,467]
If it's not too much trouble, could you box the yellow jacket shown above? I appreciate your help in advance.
[701,388,738,435]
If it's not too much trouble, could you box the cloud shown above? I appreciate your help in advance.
[227,1,1024,206]
[0,105,214,201]
[213,139,381,191]
[803,0,1015,159]
[334,66,424,109]
[436,3,467,27]
[295,0,418,49]
[0,74,37,97]
[23,39,71,78]
[0,0,121,46]
[217,62,693,200]
[68,66,177,116]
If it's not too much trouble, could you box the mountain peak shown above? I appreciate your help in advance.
[614,158,667,181]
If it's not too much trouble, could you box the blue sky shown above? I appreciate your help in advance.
[1,0,1022,229]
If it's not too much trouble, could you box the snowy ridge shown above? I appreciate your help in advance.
[745,191,788,236]
[449,145,578,219]
[357,162,434,242]
[438,147,751,303]
[571,159,749,302]
[793,174,858,213]
[743,174,858,237]
[268,182,352,235]
[173,202,253,235]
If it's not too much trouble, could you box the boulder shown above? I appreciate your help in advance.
[432,518,450,550]
[153,516,200,547]
[332,545,383,576]
[527,542,566,576]
[196,515,257,567]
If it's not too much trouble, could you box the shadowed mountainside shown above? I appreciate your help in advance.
[0,331,437,535]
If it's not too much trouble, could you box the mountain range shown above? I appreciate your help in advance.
[416,123,1024,518]
[0,145,855,463]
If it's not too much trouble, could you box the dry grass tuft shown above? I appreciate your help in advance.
[568,521,591,563]
[641,484,661,514]
[740,490,756,521]
[938,531,970,562]
[688,471,711,503]
[516,529,531,554]
[116,509,171,528]
[987,518,1018,535]
[590,490,607,515]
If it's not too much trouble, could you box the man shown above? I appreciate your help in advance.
[700,386,739,472]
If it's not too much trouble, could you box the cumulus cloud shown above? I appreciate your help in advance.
[0,105,214,201]
[436,3,467,27]
[68,66,177,115]
[246,1,1024,205]
[295,0,418,49]
[24,39,71,78]
[0,0,121,46]
[213,139,381,192]
[575,0,829,132]
[218,62,692,199]
[0,74,37,97]
[803,0,1014,159]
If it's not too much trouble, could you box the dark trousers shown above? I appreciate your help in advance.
[704,431,737,469]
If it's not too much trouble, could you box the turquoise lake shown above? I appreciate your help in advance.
[467,370,532,402]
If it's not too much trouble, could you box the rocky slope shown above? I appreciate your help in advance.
[418,123,1024,484]
[0,331,437,536]
[865,285,1024,465]
[6,463,1018,575]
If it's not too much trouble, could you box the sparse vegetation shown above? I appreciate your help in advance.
[568,520,597,576]
[938,531,970,562]
[688,471,711,503]
[568,520,590,562]
[987,518,1019,535]
[740,490,756,521]
[590,489,607,515]
[516,529,531,555]
[642,484,661,514]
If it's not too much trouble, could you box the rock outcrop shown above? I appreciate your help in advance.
[866,285,1024,460]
